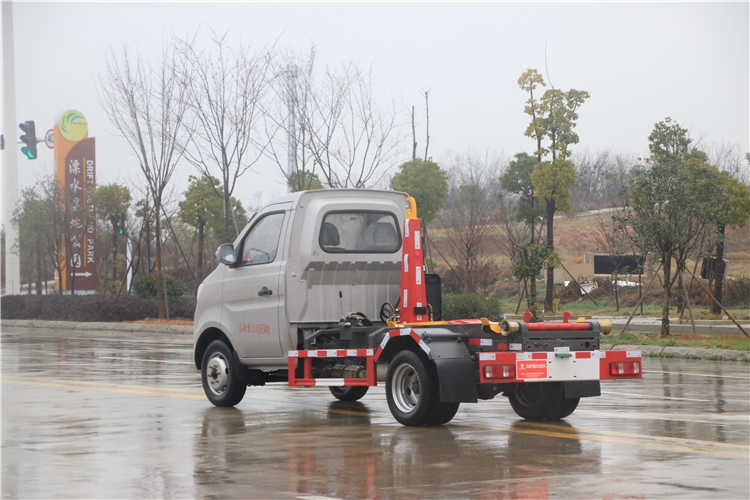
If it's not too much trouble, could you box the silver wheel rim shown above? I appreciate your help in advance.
[391,363,420,413]
[206,352,229,396]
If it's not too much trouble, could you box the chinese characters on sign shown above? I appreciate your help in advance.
[59,137,97,293]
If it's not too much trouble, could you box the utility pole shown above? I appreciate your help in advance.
[2,1,21,295]
[284,65,297,191]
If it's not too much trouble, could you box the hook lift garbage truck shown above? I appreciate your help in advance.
[193,189,642,426]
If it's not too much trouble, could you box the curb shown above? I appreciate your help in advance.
[3,320,747,362]
[600,343,749,362]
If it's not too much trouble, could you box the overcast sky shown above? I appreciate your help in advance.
[4,1,749,209]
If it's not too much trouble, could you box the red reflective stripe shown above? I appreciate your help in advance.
[531,352,548,359]
[576,351,591,359]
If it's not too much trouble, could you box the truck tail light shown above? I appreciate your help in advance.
[484,364,515,380]
[610,361,641,376]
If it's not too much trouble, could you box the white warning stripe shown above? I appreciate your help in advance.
[314,378,345,386]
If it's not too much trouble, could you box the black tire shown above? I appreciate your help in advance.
[429,402,460,425]
[507,382,564,421]
[549,397,580,420]
[386,350,441,426]
[201,340,247,407]
[329,386,369,402]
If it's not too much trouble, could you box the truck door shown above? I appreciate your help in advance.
[222,203,291,360]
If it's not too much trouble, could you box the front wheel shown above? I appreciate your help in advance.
[329,386,369,402]
[201,340,247,407]
[507,382,564,421]
[386,350,441,426]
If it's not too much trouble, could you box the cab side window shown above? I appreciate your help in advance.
[319,211,401,253]
[239,212,285,265]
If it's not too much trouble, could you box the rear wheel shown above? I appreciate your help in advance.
[549,397,580,420]
[507,382,564,421]
[329,386,369,402]
[201,340,247,407]
[430,402,460,425]
[386,350,441,426]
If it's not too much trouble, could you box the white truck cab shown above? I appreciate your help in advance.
[194,189,407,369]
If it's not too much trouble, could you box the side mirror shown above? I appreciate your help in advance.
[217,243,236,266]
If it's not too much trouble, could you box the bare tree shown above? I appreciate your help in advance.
[178,30,274,241]
[704,141,749,184]
[592,213,630,311]
[437,151,502,293]
[493,189,532,269]
[265,46,404,190]
[570,149,634,212]
[100,43,190,318]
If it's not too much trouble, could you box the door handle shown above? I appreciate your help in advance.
[258,287,273,296]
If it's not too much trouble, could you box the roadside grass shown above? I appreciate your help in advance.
[604,331,750,351]
[497,282,749,320]
[495,282,749,351]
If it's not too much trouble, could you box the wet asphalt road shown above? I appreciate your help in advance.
[2,326,749,499]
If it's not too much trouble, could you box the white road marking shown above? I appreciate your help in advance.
[98,356,193,365]
[601,390,711,402]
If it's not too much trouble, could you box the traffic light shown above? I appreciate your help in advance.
[110,215,120,235]
[19,121,37,159]
[117,213,125,235]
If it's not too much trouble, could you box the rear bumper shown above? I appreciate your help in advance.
[478,349,642,383]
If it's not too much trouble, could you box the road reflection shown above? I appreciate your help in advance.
[194,403,599,499]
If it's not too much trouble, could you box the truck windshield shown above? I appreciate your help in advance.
[240,212,285,264]
[320,211,401,253]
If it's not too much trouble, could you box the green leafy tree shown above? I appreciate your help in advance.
[390,159,448,224]
[179,175,247,282]
[509,242,552,321]
[617,119,726,337]
[519,69,589,312]
[500,153,544,232]
[518,69,546,163]
[500,152,546,316]
[12,186,53,294]
[91,183,132,293]
[288,170,325,192]
[13,176,72,294]
[711,170,750,312]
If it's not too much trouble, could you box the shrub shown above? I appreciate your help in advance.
[1,294,196,322]
[442,293,503,321]
[132,274,190,299]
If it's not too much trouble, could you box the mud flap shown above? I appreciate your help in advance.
[563,380,600,399]
[232,351,248,384]
[434,358,478,403]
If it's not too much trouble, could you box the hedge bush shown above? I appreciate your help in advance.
[442,293,503,321]
[132,274,190,299]
[1,294,196,322]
